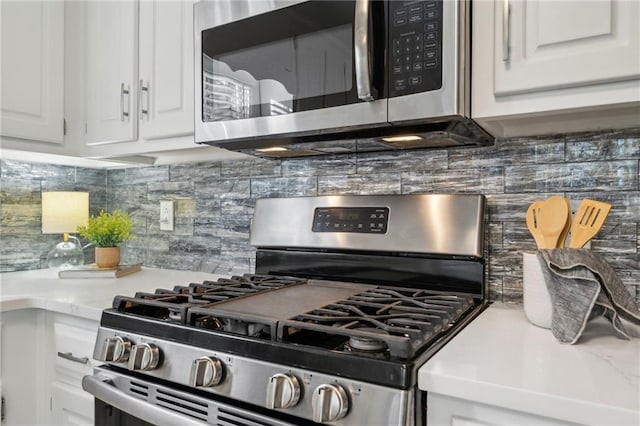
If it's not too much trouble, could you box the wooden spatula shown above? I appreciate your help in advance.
[537,196,570,249]
[556,197,572,248]
[526,201,545,249]
[569,199,612,248]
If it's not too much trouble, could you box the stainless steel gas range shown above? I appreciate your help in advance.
[82,194,487,426]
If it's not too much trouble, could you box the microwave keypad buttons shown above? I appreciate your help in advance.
[389,0,443,97]
[394,8,407,17]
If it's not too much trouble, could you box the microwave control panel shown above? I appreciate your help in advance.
[312,207,389,234]
[388,0,443,97]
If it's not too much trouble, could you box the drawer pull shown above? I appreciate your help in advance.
[57,351,89,365]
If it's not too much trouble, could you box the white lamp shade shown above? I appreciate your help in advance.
[42,192,89,234]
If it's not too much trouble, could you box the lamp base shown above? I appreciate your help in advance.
[47,240,84,270]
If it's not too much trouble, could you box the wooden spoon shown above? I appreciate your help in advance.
[569,199,612,248]
[537,196,570,249]
[556,197,572,248]
[526,201,545,249]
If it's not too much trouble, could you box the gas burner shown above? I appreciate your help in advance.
[346,328,389,352]
[278,287,476,359]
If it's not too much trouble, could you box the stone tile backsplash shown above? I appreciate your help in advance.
[1,128,638,303]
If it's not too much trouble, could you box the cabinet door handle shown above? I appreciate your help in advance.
[139,80,149,120]
[120,83,130,122]
[502,0,510,61]
[57,351,89,365]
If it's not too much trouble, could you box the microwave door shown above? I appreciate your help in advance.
[194,0,388,145]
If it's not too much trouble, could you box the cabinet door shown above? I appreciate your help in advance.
[0,1,64,143]
[51,382,94,426]
[495,0,640,96]
[85,1,138,145]
[0,310,49,425]
[138,0,194,140]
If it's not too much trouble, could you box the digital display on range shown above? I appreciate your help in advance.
[312,207,389,234]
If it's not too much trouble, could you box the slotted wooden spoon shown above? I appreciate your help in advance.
[569,199,612,248]
[526,201,545,249]
[537,196,570,249]
[556,197,572,248]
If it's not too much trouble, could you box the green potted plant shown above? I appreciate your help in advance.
[77,210,133,268]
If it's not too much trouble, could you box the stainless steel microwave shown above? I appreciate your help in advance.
[194,0,492,158]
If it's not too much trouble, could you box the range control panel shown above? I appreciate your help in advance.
[388,0,443,97]
[312,207,389,234]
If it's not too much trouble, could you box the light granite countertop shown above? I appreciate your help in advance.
[0,267,222,320]
[418,302,640,425]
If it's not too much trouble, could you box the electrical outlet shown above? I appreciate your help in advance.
[160,200,174,231]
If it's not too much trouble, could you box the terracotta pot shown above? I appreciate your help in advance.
[95,247,120,268]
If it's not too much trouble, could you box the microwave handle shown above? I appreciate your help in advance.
[354,0,374,101]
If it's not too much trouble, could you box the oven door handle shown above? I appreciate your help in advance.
[354,0,374,101]
[82,374,206,426]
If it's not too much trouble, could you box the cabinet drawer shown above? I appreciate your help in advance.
[54,319,99,383]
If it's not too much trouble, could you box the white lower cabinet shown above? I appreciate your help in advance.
[51,382,95,426]
[0,309,99,425]
[49,313,100,426]
[427,393,580,426]
[0,309,49,425]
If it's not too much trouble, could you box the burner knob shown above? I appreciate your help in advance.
[127,343,160,371]
[311,384,349,423]
[100,336,131,363]
[266,373,301,409]
[189,356,223,387]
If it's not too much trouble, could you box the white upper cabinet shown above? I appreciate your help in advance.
[0,1,64,144]
[472,0,640,137]
[85,1,138,145]
[85,0,194,147]
[139,1,194,140]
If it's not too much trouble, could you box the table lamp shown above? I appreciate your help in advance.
[42,191,89,269]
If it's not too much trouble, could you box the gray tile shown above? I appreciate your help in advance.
[448,136,565,169]
[485,193,559,222]
[109,166,169,186]
[175,198,197,219]
[0,178,41,204]
[170,162,221,183]
[1,128,639,304]
[0,160,75,182]
[0,204,42,235]
[282,155,356,177]
[402,167,504,194]
[195,197,222,218]
[251,176,317,198]
[221,158,282,178]
[505,161,638,193]
[76,167,107,186]
[195,179,250,199]
[356,150,447,174]
[148,181,194,200]
[107,184,148,212]
[569,191,640,222]
[565,130,640,161]
[318,174,401,195]
[221,198,255,218]
[107,169,127,186]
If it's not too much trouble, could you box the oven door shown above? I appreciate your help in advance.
[194,0,388,147]
[83,366,302,426]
